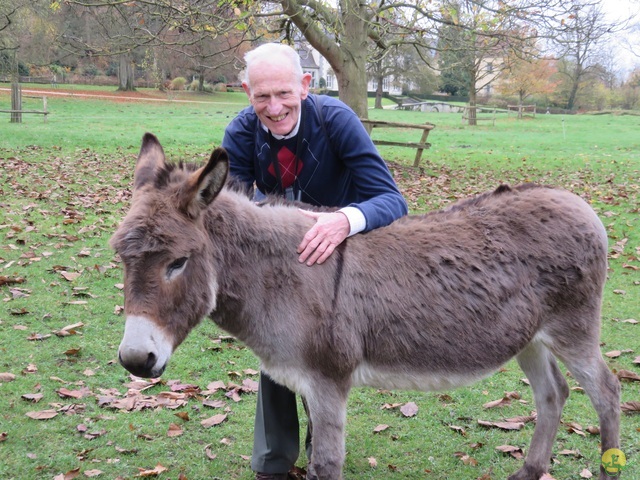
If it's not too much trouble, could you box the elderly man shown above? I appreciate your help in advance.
[221,42,407,479]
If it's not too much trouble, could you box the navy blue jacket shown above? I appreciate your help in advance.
[221,94,407,232]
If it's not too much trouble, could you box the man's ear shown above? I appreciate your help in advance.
[300,73,312,99]
[242,81,252,99]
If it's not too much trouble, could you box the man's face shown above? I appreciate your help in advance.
[243,60,312,136]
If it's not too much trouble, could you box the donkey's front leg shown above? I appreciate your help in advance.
[303,378,350,480]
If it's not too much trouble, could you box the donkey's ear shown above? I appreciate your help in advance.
[134,133,166,189]
[198,147,229,205]
[179,147,229,217]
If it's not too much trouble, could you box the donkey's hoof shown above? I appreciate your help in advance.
[507,464,546,480]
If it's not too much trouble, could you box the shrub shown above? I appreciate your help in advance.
[170,77,188,90]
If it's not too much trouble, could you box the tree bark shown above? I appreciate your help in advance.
[11,83,22,124]
[280,0,371,119]
[375,75,384,109]
[117,54,136,91]
[467,77,477,126]
[566,64,582,110]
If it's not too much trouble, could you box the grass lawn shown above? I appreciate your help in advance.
[0,86,638,479]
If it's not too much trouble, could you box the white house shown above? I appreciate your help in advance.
[295,42,403,96]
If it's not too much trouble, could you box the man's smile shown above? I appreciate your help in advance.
[269,113,288,122]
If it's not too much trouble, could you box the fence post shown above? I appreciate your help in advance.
[11,83,22,123]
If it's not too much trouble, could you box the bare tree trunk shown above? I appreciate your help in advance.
[519,91,524,119]
[281,0,370,119]
[374,74,384,109]
[11,82,22,124]
[468,87,477,126]
[566,65,582,110]
[117,54,136,91]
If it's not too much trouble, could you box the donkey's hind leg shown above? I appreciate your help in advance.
[508,340,570,480]
[555,346,620,480]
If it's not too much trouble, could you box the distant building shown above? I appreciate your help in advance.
[294,42,403,96]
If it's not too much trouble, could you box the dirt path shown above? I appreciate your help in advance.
[0,86,240,105]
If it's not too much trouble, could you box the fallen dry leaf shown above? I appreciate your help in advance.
[60,271,81,282]
[54,322,85,337]
[566,422,586,436]
[136,463,168,477]
[57,387,90,399]
[621,401,640,413]
[174,411,190,421]
[0,432,7,442]
[557,449,582,458]
[400,402,418,417]
[579,468,593,478]
[204,444,217,460]
[27,333,52,341]
[373,424,389,433]
[453,452,478,466]
[21,393,44,403]
[203,399,226,409]
[478,419,524,430]
[84,469,103,477]
[25,409,58,420]
[496,444,524,459]
[201,414,227,428]
[0,372,16,382]
[53,467,81,480]
[167,423,183,437]
[586,425,600,435]
[616,369,640,382]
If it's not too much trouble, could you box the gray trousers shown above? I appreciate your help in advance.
[251,372,312,474]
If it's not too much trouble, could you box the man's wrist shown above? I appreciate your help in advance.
[339,206,366,236]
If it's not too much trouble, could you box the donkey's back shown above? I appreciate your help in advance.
[283,184,609,389]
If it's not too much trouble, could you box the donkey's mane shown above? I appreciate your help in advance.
[158,161,554,224]
[153,161,202,189]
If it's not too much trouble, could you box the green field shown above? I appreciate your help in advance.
[0,86,638,479]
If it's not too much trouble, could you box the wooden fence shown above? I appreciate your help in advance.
[1,84,49,123]
[360,119,435,167]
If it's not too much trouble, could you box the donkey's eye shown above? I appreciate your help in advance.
[166,257,188,280]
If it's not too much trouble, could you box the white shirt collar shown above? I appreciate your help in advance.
[260,108,302,140]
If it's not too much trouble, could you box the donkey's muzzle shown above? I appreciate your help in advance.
[118,314,173,379]
[118,350,165,379]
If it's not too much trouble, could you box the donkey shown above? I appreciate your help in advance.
[112,133,620,480]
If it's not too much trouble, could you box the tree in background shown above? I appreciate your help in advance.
[497,54,558,112]
[59,0,251,91]
[436,0,541,125]
[546,0,618,110]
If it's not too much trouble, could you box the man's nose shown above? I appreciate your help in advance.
[266,97,283,114]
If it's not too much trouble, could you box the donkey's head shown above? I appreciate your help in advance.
[110,133,228,378]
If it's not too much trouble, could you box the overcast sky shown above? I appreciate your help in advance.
[601,0,640,76]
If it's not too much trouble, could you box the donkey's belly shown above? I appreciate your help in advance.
[351,362,495,392]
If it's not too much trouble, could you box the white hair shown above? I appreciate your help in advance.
[242,43,303,88]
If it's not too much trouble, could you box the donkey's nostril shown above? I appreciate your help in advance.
[145,352,157,371]
[144,352,157,370]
